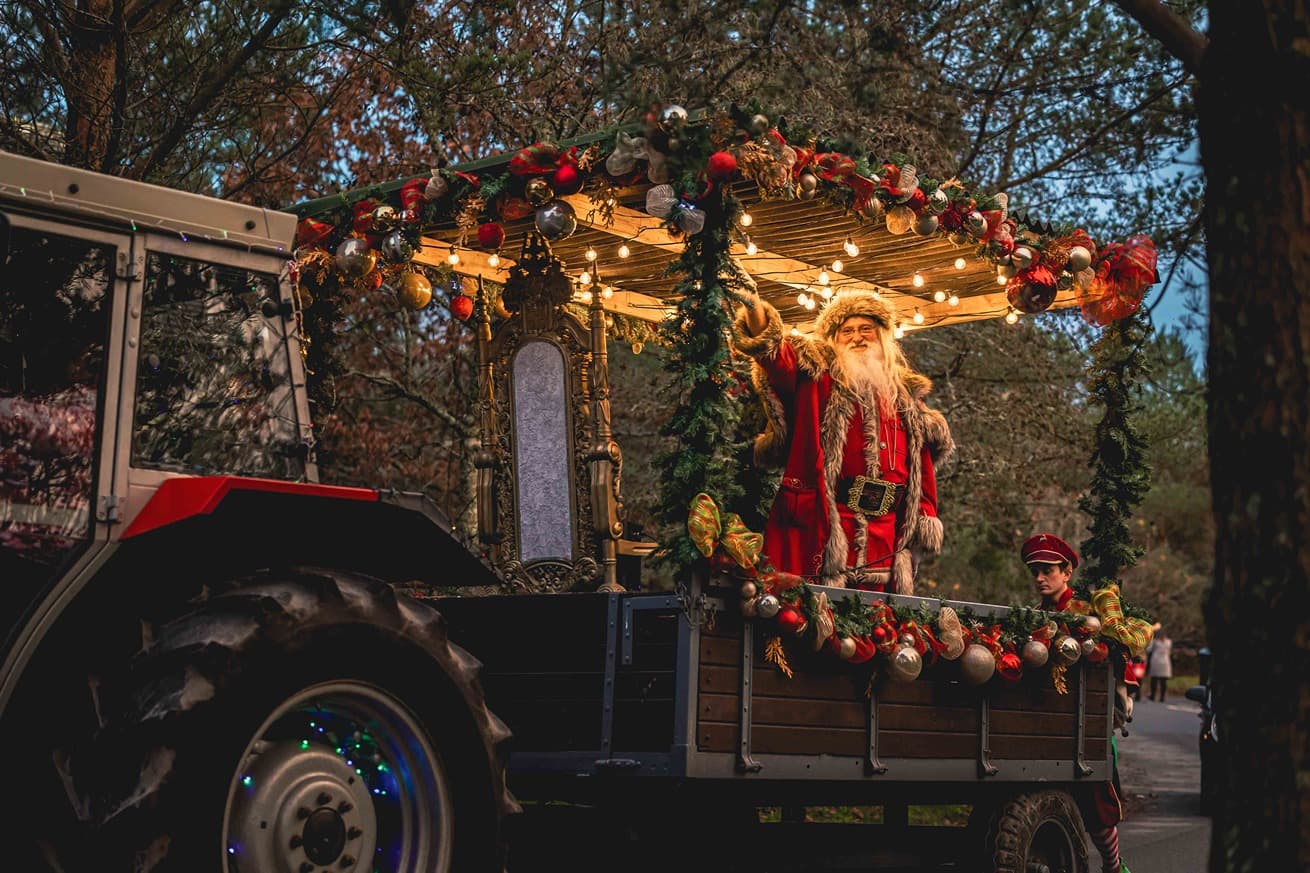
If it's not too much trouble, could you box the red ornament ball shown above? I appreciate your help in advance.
[450,294,474,322]
[706,151,738,183]
[905,188,928,212]
[552,164,584,195]
[476,222,505,250]
[775,606,806,635]
[1086,642,1111,663]
[997,652,1024,684]
[362,270,384,292]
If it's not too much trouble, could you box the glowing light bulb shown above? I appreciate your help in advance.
[578,271,592,285]
[912,272,924,288]
[913,310,924,325]
[893,325,906,339]
[843,237,859,257]
[796,292,809,306]
[948,293,959,307]
[617,243,631,258]
[954,257,967,270]
[579,289,594,304]
[804,296,816,310]
[739,212,753,227]
[601,285,614,299]
[933,290,946,303]
[819,286,833,300]
[997,274,1008,285]
[447,248,460,266]
[585,247,598,261]
[831,259,844,273]
[745,239,758,256]
[818,270,830,286]
[487,252,500,268]
[790,327,801,336]
[1005,310,1020,324]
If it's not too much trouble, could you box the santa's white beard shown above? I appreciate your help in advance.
[833,343,897,412]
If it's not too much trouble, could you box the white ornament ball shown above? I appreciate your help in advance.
[890,646,923,682]
[1022,639,1049,668]
[1082,615,1102,635]
[1011,246,1034,270]
[424,174,450,202]
[960,643,996,685]
[965,211,987,237]
[913,213,939,236]
[839,636,857,660]
[756,593,781,619]
[1068,245,1092,273]
[739,580,758,600]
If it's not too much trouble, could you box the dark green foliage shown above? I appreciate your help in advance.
[1079,309,1151,590]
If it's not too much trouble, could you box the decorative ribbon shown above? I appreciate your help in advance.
[646,184,706,235]
[295,217,334,249]
[1082,234,1157,326]
[605,131,669,183]
[399,177,428,218]
[812,152,877,212]
[811,591,836,651]
[351,198,381,234]
[686,492,763,569]
[1091,584,1155,657]
[509,142,577,177]
[879,162,917,202]
[935,606,966,659]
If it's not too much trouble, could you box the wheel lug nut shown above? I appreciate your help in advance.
[337,801,353,813]
[290,835,302,848]
[347,827,362,840]
[340,856,356,868]
[296,807,312,820]
[316,792,332,806]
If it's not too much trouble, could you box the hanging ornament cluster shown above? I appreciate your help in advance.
[686,493,1156,691]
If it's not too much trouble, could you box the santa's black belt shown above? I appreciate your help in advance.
[836,476,905,517]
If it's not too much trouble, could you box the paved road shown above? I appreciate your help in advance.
[1096,693,1212,873]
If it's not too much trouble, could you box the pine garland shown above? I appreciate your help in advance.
[1079,308,1152,591]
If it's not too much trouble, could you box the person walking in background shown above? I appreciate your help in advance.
[1145,628,1173,701]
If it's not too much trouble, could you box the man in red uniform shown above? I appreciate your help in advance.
[735,289,953,593]
[1022,533,1133,873]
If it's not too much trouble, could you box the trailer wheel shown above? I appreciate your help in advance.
[982,790,1089,873]
[58,568,516,873]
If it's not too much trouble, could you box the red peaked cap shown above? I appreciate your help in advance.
[1020,533,1079,570]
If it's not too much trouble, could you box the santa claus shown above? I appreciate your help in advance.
[734,288,953,593]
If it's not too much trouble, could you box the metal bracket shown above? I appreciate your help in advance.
[978,696,998,777]
[600,593,620,760]
[620,595,681,665]
[736,617,762,773]
[115,250,143,281]
[866,683,887,775]
[675,580,715,631]
[1074,663,1094,777]
[95,494,121,524]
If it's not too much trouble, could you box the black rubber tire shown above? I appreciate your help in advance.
[57,567,516,873]
[981,791,1090,873]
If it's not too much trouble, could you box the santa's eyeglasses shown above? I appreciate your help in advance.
[836,324,881,339]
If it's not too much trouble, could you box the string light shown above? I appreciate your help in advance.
[487,252,500,268]
[578,289,593,304]
[804,295,816,310]
[819,286,833,300]
[954,257,967,270]
[1005,309,1020,324]
[447,246,460,266]
[996,274,1008,285]
[912,271,925,288]
[818,269,830,286]
[578,271,592,285]
[831,259,844,273]
[796,291,810,307]
[617,243,631,258]
[745,238,758,256]
[739,211,753,227]
[893,324,906,339]
[790,326,801,336]
[948,293,959,307]
[843,236,859,257]
[913,310,925,325]
[585,246,598,261]
[601,285,614,299]
[933,290,946,303]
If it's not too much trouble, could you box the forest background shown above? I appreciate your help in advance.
[0,0,1211,648]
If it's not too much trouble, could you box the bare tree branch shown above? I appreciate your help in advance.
[1111,0,1208,78]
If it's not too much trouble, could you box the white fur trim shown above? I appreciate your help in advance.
[916,514,945,554]
[892,549,915,595]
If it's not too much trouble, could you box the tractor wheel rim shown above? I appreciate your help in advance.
[223,680,451,873]
[1027,815,1077,873]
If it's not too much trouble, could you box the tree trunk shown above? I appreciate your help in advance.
[1200,2,1310,870]
[63,0,118,170]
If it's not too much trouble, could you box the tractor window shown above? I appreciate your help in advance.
[132,250,303,478]
[0,225,109,580]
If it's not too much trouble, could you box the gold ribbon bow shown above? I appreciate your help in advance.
[1092,584,1155,657]
[687,493,763,569]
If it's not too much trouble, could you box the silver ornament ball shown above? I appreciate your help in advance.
[756,593,781,619]
[1054,635,1083,665]
[335,237,377,278]
[750,114,771,134]
[839,636,857,660]
[380,230,415,263]
[534,200,578,241]
[927,188,950,214]
[959,643,996,685]
[660,104,689,131]
[1082,615,1102,635]
[1068,245,1092,273]
[1011,246,1034,270]
[1021,639,1050,668]
[913,213,939,236]
[371,204,400,233]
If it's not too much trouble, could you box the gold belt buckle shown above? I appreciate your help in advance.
[846,475,897,517]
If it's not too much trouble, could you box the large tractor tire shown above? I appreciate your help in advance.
[57,568,516,873]
[980,790,1090,873]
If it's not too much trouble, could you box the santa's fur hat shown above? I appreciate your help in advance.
[814,290,895,338]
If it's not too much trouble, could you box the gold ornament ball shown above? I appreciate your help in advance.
[1021,639,1049,668]
[525,177,555,207]
[1068,245,1093,273]
[959,643,996,685]
[889,645,924,682]
[397,272,433,310]
[739,580,758,600]
[885,205,916,235]
[335,237,378,278]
